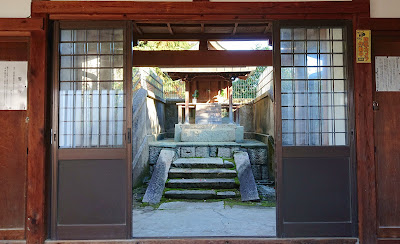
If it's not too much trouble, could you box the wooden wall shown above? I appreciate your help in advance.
[4,0,397,243]
[0,18,47,244]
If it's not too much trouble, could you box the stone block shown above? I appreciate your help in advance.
[235,126,244,142]
[247,148,267,165]
[210,146,217,157]
[261,165,269,180]
[180,124,236,142]
[149,146,162,165]
[181,147,195,157]
[195,147,210,157]
[234,151,260,201]
[143,149,176,204]
[174,124,182,142]
[218,147,231,158]
[251,165,262,180]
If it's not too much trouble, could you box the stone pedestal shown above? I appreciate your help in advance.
[174,124,244,143]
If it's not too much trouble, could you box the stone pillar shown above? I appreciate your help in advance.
[178,104,182,124]
[185,80,190,124]
[229,85,234,124]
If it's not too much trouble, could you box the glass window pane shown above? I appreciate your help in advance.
[281,29,292,40]
[281,41,292,53]
[293,41,305,53]
[59,28,125,149]
[307,41,318,53]
[282,106,294,119]
[294,28,306,40]
[307,28,319,40]
[281,54,293,66]
[61,30,72,42]
[294,54,305,66]
[280,27,348,146]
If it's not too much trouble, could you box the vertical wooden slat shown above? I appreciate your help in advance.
[26,28,47,244]
[353,16,377,244]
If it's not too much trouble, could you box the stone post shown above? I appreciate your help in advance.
[185,80,190,124]
[229,85,234,124]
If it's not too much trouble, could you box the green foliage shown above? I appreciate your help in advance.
[133,41,196,51]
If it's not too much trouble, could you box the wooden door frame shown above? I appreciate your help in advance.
[0,18,47,243]
[273,19,357,238]
[50,20,133,239]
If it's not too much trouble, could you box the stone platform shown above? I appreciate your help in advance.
[174,124,244,143]
[149,139,270,181]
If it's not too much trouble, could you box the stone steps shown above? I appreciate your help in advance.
[172,158,234,169]
[164,190,238,200]
[169,168,237,178]
[166,178,238,189]
[164,157,240,200]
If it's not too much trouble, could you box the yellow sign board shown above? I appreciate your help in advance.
[356,30,371,63]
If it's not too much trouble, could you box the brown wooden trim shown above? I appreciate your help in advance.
[58,149,127,160]
[377,239,400,244]
[0,18,43,31]
[132,50,272,67]
[44,238,358,244]
[32,1,369,16]
[49,13,355,22]
[0,31,31,38]
[353,15,377,244]
[0,229,25,240]
[378,227,400,239]
[283,147,351,158]
[368,18,400,31]
[124,21,133,239]
[26,29,48,244]
[56,225,127,240]
[272,20,283,238]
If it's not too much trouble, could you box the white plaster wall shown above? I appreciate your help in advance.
[370,0,400,18]
[0,0,31,18]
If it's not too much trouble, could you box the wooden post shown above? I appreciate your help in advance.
[185,80,190,124]
[229,85,233,124]
[26,28,47,244]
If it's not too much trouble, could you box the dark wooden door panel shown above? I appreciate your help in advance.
[0,111,27,236]
[0,41,28,240]
[374,92,400,238]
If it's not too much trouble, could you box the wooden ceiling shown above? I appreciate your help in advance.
[132,22,272,40]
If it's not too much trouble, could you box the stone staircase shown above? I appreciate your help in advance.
[164,158,240,200]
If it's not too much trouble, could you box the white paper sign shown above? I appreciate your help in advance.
[0,61,28,110]
[375,56,400,91]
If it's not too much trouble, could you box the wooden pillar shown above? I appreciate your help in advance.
[229,84,233,124]
[185,80,190,124]
[26,28,47,244]
[354,16,377,244]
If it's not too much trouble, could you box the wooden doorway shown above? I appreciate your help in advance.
[50,21,132,239]
[0,39,29,240]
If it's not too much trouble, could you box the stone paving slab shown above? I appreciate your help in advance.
[132,201,276,237]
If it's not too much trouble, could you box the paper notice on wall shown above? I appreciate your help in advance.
[375,56,400,92]
[0,61,28,110]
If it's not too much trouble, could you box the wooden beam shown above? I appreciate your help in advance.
[232,23,238,35]
[48,13,355,22]
[132,33,272,41]
[167,23,174,35]
[26,28,47,244]
[201,23,205,33]
[0,18,43,31]
[132,50,272,67]
[133,22,143,35]
[32,1,369,16]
